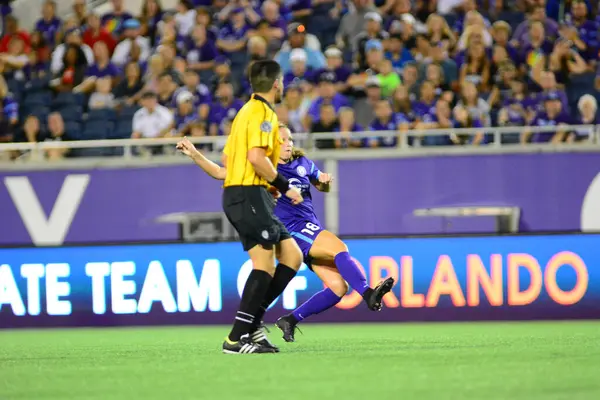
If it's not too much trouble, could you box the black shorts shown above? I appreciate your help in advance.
[222,185,291,251]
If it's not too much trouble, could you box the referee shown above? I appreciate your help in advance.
[221,60,304,355]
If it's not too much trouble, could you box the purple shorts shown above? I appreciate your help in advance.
[287,219,324,261]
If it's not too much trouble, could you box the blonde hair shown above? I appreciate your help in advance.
[279,123,306,159]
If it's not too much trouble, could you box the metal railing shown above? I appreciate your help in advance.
[0,125,598,165]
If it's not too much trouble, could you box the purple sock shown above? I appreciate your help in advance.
[292,288,341,322]
[334,251,370,295]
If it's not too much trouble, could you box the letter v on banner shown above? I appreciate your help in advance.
[4,174,90,246]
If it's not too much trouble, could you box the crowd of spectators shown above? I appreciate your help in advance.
[0,0,599,159]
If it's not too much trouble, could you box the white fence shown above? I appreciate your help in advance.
[0,125,599,168]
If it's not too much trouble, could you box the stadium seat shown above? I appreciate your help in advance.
[23,77,51,93]
[52,92,78,109]
[109,121,133,139]
[23,92,52,108]
[58,106,84,123]
[119,105,140,120]
[27,106,51,122]
[64,121,83,139]
[87,108,117,122]
[82,120,111,140]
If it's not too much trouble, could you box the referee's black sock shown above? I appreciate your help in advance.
[228,269,272,342]
[251,264,297,331]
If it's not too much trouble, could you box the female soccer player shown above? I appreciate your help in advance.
[177,124,395,342]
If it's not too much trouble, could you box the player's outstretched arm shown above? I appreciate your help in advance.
[312,172,333,193]
[176,137,227,180]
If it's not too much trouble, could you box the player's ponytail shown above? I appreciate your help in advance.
[291,148,306,159]
[278,123,307,160]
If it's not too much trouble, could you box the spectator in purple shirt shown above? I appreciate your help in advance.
[491,21,519,64]
[306,70,350,127]
[563,0,598,62]
[283,48,314,89]
[413,81,438,124]
[173,69,212,120]
[140,0,163,46]
[451,106,485,146]
[209,81,244,136]
[519,22,554,84]
[523,92,571,144]
[511,5,559,47]
[216,8,250,57]
[315,46,351,93]
[173,90,198,136]
[86,41,119,79]
[35,1,61,48]
[186,25,218,73]
[531,71,569,114]
[101,0,134,37]
[365,99,399,148]
[248,0,286,55]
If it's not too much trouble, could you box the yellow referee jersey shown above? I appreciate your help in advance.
[223,94,281,187]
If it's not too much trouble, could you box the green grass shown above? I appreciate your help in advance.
[1,322,599,400]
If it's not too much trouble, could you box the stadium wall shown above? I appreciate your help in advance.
[0,152,599,246]
[0,234,599,328]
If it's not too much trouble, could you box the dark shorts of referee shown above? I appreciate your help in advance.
[223,185,291,251]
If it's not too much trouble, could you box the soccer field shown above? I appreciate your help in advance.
[1,322,599,400]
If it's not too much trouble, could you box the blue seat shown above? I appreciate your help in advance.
[52,92,77,108]
[23,92,52,108]
[88,108,117,122]
[109,121,132,139]
[82,120,111,140]
[119,105,139,120]
[26,106,51,123]
[58,106,84,123]
[65,121,83,138]
[24,77,51,93]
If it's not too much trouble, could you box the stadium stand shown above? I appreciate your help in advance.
[0,0,599,160]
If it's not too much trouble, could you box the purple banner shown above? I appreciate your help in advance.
[0,153,599,245]
[338,153,600,235]
[0,164,324,246]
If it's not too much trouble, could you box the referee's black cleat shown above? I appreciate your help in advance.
[222,334,277,354]
[250,324,280,353]
[275,315,301,343]
[365,277,395,311]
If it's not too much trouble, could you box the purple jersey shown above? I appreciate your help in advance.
[172,85,212,108]
[283,68,315,88]
[307,94,349,122]
[275,156,322,228]
[186,40,218,64]
[35,17,61,47]
[530,111,571,143]
[209,99,244,133]
[85,62,120,78]
[366,117,399,147]
[275,156,323,257]
[413,100,437,123]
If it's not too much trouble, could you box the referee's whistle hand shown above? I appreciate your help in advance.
[176,137,197,157]
[285,187,303,205]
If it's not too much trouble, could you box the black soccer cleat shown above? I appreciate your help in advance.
[275,315,301,343]
[222,334,277,354]
[250,324,280,353]
[365,277,395,311]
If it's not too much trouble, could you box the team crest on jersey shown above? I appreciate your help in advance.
[260,121,272,133]
[296,166,307,177]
